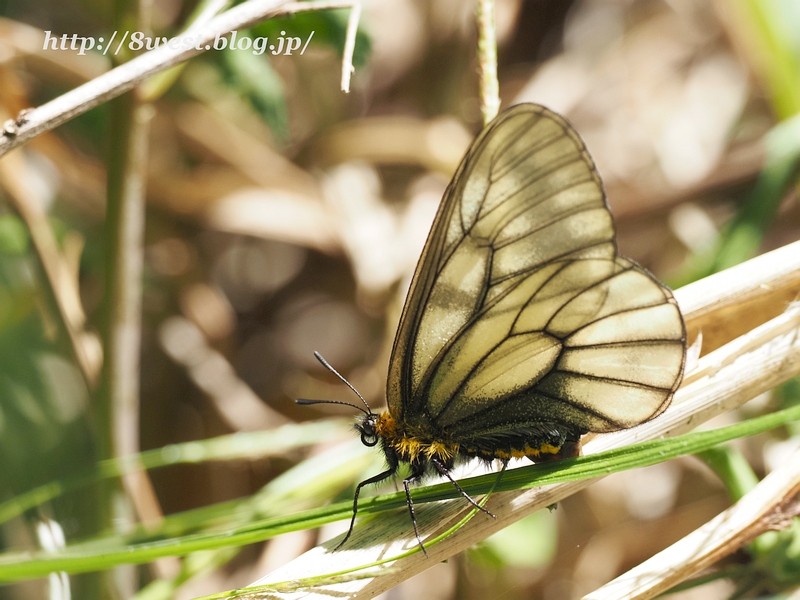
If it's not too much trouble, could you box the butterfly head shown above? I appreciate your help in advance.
[296,351,382,448]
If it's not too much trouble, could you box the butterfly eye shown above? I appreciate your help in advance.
[360,431,379,447]
[356,417,379,446]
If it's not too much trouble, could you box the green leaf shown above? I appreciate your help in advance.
[221,42,290,143]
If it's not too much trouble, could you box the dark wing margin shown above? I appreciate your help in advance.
[386,104,686,434]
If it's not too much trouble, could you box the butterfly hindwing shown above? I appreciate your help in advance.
[387,104,685,440]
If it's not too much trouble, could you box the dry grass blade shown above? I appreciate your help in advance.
[582,447,800,600]
[237,240,800,599]
[675,239,800,355]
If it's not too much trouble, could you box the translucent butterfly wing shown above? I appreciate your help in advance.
[387,104,685,435]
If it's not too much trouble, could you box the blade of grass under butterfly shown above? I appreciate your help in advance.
[195,465,509,599]
[0,404,798,582]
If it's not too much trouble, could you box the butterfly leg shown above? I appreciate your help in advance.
[403,463,429,556]
[431,458,496,518]
[335,453,399,551]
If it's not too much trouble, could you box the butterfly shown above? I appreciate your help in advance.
[300,103,686,553]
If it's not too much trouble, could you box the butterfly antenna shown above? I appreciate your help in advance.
[312,351,373,414]
[295,398,368,415]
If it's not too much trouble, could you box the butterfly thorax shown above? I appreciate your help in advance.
[372,411,461,465]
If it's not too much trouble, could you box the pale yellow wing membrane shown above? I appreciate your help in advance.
[432,257,684,429]
[387,104,685,434]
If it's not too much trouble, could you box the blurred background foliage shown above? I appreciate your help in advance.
[0,0,799,598]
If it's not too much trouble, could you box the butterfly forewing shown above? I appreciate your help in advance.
[387,104,685,440]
